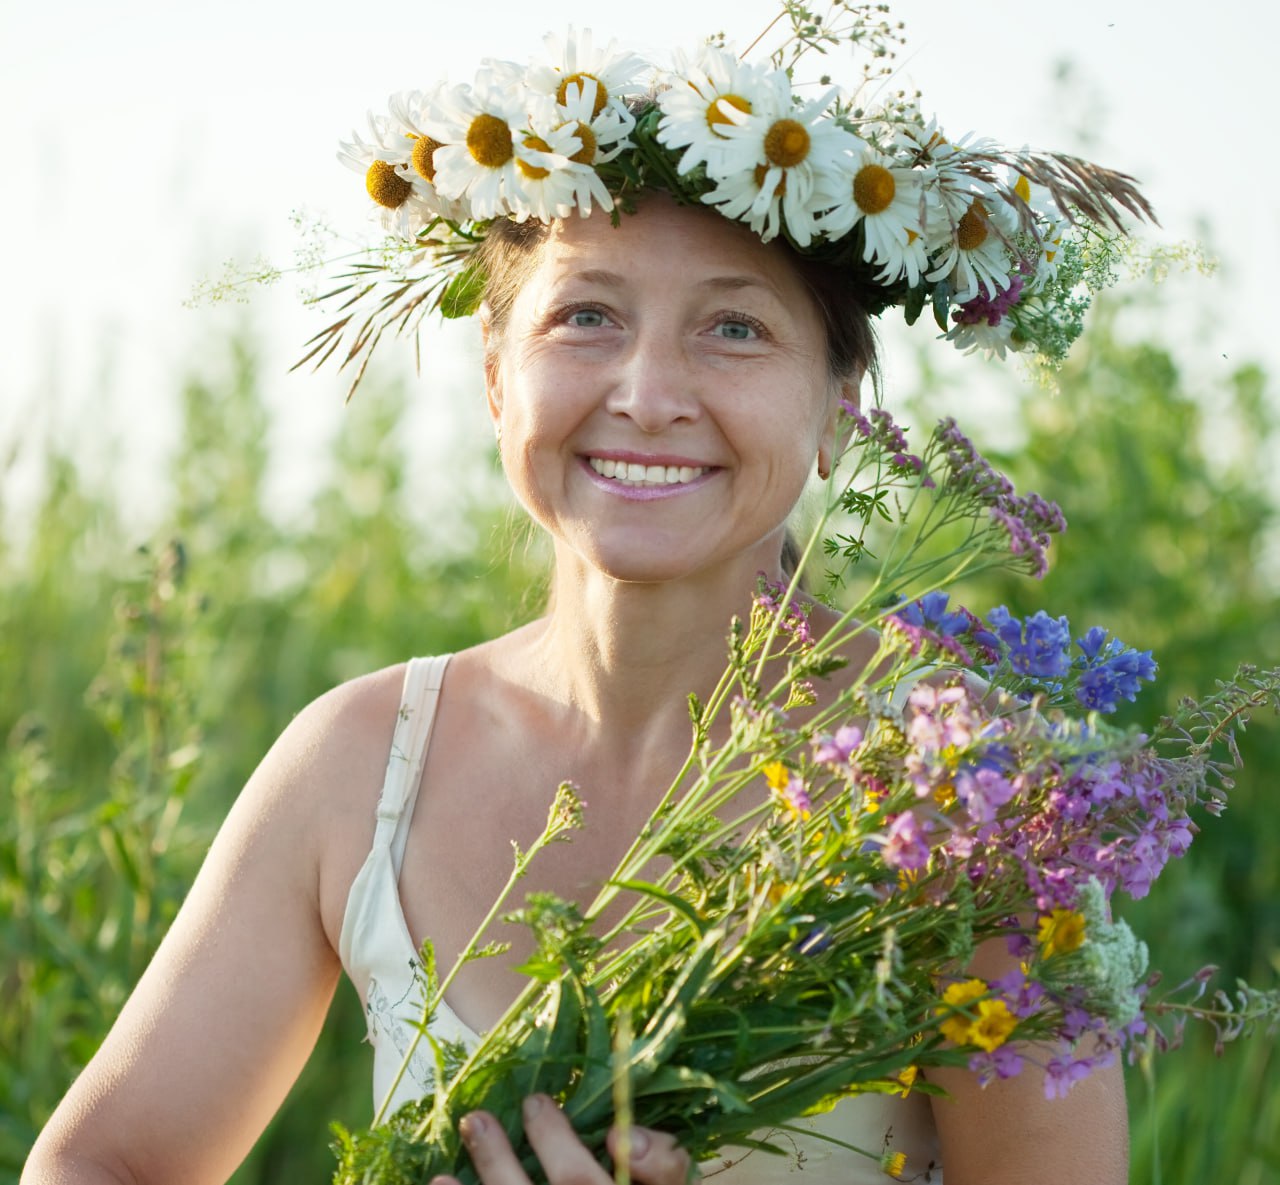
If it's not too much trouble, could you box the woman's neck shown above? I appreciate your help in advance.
[520,546,786,739]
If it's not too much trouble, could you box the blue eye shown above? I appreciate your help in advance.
[713,318,759,340]
[567,307,607,328]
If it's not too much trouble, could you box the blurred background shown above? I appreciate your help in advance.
[2,1,1277,1181]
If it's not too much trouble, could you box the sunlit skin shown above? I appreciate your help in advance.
[21,198,1127,1185]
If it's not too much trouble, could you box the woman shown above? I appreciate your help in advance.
[25,25,1141,1185]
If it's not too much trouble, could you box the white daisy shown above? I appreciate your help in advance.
[338,113,441,238]
[1003,166,1067,293]
[655,44,778,179]
[424,74,545,220]
[925,194,1018,303]
[508,120,605,223]
[943,315,1017,359]
[704,88,858,248]
[384,88,469,221]
[553,76,635,165]
[818,141,931,286]
[526,27,649,124]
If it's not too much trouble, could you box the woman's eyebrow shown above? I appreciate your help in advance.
[556,269,783,301]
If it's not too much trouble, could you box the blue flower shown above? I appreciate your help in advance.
[987,607,1072,679]
[1073,628,1159,713]
[900,591,969,637]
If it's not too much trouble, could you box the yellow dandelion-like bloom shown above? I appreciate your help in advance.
[965,998,1017,1052]
[894,1065,918,1097]
[880,1149,907,1179]
[762,761,791,792]
[1038,908,1086,960]
[936,977,987,1045]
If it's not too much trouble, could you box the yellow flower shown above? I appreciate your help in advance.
[933,780,957,809]
[880,1150,907,1179]
[1038,908,1086,959]
[965,998,1017,1052]
[762,761,791,792]
[936,978,987,1044]
[893,1065,918,1097]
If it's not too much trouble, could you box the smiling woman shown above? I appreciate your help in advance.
[23,11,1155,1185]
[481,197,848,586]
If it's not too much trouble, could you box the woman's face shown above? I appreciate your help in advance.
[485,196,847,586]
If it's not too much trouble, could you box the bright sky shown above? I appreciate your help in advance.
[3,0,1276,527]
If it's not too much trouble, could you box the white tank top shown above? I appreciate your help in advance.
[339,656,944,1183]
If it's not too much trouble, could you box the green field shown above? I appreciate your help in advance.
[4,306,1277,1183]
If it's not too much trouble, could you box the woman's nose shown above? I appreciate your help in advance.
[602,332,702,433]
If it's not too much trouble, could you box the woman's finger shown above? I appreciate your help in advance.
[520,1094,611,1185]
[458,1110,536,1185]
[607,1121,697,1185]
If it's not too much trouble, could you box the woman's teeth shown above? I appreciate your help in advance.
[588,457,708,486]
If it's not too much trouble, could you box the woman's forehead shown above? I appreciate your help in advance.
[533,198,808,294]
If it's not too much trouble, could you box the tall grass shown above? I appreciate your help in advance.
[2,316,1277,1183]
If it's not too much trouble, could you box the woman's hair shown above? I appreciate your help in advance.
[475,202,882,583]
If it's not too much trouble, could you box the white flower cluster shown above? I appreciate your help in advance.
[338,30,1124,361]
[340,29,644,232]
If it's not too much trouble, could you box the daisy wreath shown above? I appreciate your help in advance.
[301,3,1158,397]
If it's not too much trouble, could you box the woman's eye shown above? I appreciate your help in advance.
[566,307,607,328]
[712,318,760,341]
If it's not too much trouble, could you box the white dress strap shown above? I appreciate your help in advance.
[373,654,450,878]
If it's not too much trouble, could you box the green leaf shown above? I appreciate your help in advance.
[931,280,953,332]
[611,878,709,936]
[440,263,485,319]
[903,281,926,326]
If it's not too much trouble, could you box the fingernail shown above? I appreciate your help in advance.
[522,1094,545,1121]
[629,1129,650,1158]
[460,1113,487,1143]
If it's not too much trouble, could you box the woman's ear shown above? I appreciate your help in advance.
[481,308,504,431]
[818,370,862,480]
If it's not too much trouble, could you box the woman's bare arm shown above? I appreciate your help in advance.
[928,934,1130,1185]
[22,673,397,1185]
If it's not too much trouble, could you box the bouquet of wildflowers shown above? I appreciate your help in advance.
[330,406,1280,1184]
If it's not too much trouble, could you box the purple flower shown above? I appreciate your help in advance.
[953,275,1026,328]
[813,725,864,766]
[881,811,930,871]
[1043,1054,1096,1099]
[969,1045,1025,1086]
[955,765,1016,824]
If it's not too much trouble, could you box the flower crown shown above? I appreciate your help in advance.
[312,6,1155,394]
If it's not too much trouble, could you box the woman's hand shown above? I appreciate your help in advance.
[439,1095,696,1185]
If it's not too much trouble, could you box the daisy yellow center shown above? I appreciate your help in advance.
[518,136,552,180]
[558,71,607,117]
[365,160,412,209]
[967,999,1017,1052]
[705,92,752,134]
[568,120,597,164]
[854,163,896,214]
[764,118,810,168]
[753,163,786,196]
[467,113,513,168]
[957,200,989,251]
[410,135,441,183]
[1014,173,1032,203]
